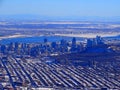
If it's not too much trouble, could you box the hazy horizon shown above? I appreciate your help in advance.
[0,0,120,21]
[0,14,120,22]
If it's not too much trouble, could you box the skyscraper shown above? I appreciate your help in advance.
[86,39,93,48]
[72,37,76,47]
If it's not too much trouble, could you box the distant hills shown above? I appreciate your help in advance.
[0,14,120,22]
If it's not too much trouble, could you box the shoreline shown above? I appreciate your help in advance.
[54,33,120,38]
[0,35,32,40]
[0,33,120,41]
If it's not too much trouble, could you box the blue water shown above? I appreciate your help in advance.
[0,36,84,44]
[104,35,120,40]
[0,35,120,44]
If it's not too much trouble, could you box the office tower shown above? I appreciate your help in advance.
[72,37,76,47]
[44,38,48,43]
[96,35,103,45]
[86,39,93,48]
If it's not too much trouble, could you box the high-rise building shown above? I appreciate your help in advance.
[96,35,103,45]
[44,38,48,43]
[72,37,76,47]
[86,39,93,48]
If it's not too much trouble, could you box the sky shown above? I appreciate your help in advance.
[0,0,120,19]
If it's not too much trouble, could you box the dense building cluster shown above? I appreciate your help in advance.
[0,55,120,90]
[0,36,107,57]
[0,36,119,90]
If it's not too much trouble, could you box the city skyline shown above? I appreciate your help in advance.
[0,1,120,89]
